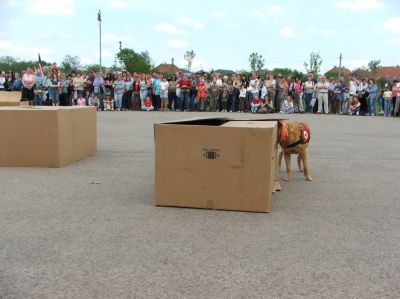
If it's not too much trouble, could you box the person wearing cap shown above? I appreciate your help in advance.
[316,75,329,113]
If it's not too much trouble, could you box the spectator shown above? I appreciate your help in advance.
[59,74,69,106]
[12,73,22,91]
[167,76,178,111]
[196,76,207,111]
[250,94,261,113]
[143,96,154,111]
[316,75,329,114]
[73,72,85,99]
[113,75,125,111]
[392,80,398,116]
[383,88,392,117]
[152,74,161,111]
[265,73,276,109]
[278,76,289,111]
[132,75,141,110]
[280,94,295,114]
[303,75,314,113]
[349,95,361,115]
[366,78,377,116]
[178,74,191,111]
[49,73,60,106]
[21,67,35,105]
[209,79,219,112]
[159,76,169,111]
[93,72,105,107]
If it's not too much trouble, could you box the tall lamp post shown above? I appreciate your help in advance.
[97,10,102,73]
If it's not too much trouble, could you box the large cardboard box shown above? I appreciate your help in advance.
[154,118,280,212]
[0,91,21,106]
[0,106,97,167]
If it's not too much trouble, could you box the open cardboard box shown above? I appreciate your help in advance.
[0,91,22,106]
[154,117,283,213]
[0,106,97,167]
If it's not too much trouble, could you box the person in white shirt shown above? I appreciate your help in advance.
[316,75,330,113]
[260,80,267,100]
[249,72,259,101]
[265,73,276,108]
[159,77,169,111]
[349,74,358,97]
[303,75,315,113]
[0,71,6,90]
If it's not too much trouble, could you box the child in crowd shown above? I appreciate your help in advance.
[142,96,154,111]
[33,81,44,106]
[349,96,361,115]
[86,92,94,106]
[196,77,207,111]
[250,94,261,113]
[77,95,86,106]
[258,96,275,114]
[239,84,246,113]
[280,95,295,114]
[104,94,114,111]
[91,93,100,109]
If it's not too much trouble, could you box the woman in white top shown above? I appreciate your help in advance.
[265,73,276,108]
[303,75,315,113]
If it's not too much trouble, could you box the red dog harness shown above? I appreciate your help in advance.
[280,122,311,148]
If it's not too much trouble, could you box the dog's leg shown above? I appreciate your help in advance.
[283,153,292,181]
[278,151,283,170]
[297,154,303,172]
[301,151,312,181]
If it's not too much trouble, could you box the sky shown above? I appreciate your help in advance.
[1,0,399,73]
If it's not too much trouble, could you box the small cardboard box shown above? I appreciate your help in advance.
[0,91,21,106]
[154,118,280,212]
[0,106,97,167]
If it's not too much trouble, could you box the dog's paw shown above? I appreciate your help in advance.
[305,176,313,181]
[283,176,292,181]
[298,168,303,173]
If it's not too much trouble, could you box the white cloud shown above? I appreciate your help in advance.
[81,57,94,65]
[336,0,383,11]
[250,5,285,17]
[308,28,336,36]
[387,39,400,46]
[167,39,188,48]
[0,39,55,58]
[224,24,240,30]
[154,23,183,34]
[279,26,297,38]
[102,33,134,45]
[111,0,127,8]
[27,0,75,15]
[347,60,369,69]
[93,50,113,58]
[384,17,400,34]
[211,11,225,18]
[5,0,21,7]
[178,17,204,30]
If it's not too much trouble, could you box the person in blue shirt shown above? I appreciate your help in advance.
[367,78,378,116]
[152,74,161,111]
[12,73,22,91]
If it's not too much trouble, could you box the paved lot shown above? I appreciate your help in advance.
[1,112,400,298]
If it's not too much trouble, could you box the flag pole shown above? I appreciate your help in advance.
[98,10,102,73]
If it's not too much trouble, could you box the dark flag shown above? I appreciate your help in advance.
[38,53,43,74]
[97,10,101,22]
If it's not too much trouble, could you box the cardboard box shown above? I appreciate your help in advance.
[154,118,280,212]
[0,91,22,106]
[0,106,97,167]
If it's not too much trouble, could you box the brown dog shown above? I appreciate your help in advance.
[278,120,312,181]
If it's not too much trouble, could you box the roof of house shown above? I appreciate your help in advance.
[376,66,400,80]
[325,66,352,76]
[155,63,180,74]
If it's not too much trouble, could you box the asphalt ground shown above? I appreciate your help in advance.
[1,112,399,298]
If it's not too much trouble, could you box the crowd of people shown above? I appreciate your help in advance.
[1,66,400,117]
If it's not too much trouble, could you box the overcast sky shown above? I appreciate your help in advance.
[1,0,399,73]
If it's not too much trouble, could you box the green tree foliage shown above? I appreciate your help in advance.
[271,68,306,81]
[184,50,196,71]
[368,59,381,75]
[84,64,101,73]
[117,48,154,73]
[248,52,265,72]
[61,55,81,75]
[0,56,50,73]
[306,52,323,76]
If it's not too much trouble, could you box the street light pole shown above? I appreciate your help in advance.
[98,10,102,73]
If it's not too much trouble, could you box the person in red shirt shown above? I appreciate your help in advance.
[177,74,191,111]
[196,76,206,111]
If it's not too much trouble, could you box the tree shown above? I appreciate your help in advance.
[61,55,81,75]
[84,64,101,73]
[0,56,51,73]
[184,50,196,71]
[368,59,381,77]
[306,52,323,76]
[248,52,265,72]
[117,48,154,73]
